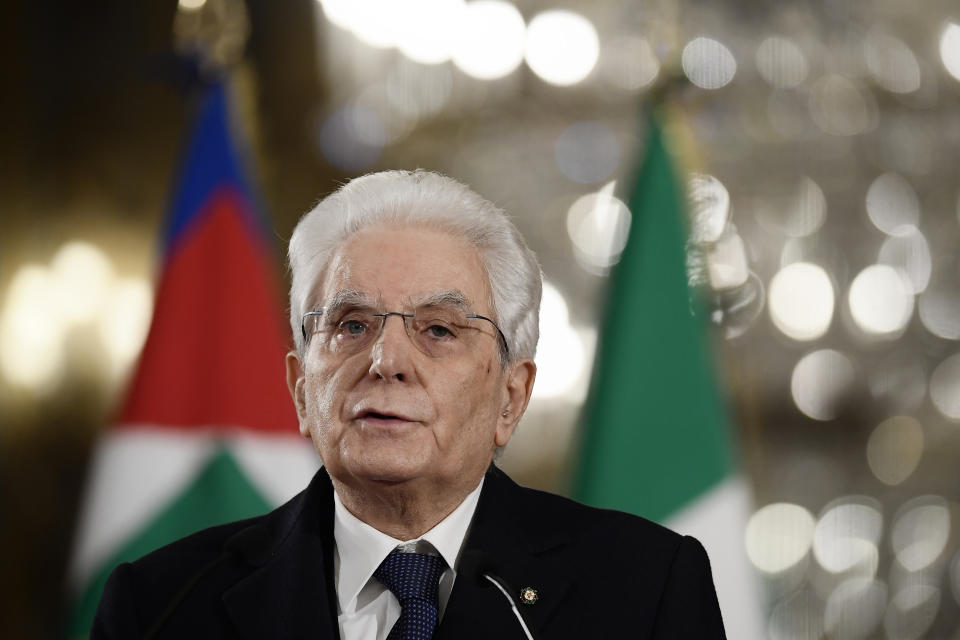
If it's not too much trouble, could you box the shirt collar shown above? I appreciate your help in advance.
[333,478,484,612]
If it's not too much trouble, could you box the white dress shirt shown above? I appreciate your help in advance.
[333,479,484,640]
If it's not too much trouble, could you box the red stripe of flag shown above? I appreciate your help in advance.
[117,82,296,434]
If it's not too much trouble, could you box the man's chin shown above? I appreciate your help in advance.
[341,456,432,486]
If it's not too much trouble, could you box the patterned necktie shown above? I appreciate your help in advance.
[374,549,448,640]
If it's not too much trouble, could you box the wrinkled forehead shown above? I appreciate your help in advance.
[308,225,494,314]
[319,288,474,313]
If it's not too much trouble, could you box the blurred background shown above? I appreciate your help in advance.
[3,0,960,638]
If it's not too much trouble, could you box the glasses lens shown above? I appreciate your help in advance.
[307,304,502,359]
[330,310,380,353]
[411,305,488,358]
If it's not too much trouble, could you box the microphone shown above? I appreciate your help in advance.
[459,550,538,640]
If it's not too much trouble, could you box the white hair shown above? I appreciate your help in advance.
[288,170,542,363]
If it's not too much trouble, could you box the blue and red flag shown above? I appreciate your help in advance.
[68,81,318,637]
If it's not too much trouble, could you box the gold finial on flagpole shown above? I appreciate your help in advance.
[173,0,250,73]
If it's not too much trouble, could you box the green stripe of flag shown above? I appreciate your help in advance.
[573,109,733,523]
[68,446,271,637]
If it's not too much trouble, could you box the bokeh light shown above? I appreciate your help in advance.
[0,265,67,390]
[317,0,354,31]
[768,262,834,341]
[884,584,940,640]
[337,0,406,49]
[891,496,950,572]
[0,242,153,392]
[682,37,737,89]
[791,349,856,421]
[98,278,154,380]
[554,121,620,184]
[866,416,924,486]
[178,0,206,11]
[786,177,826,238]
[864,30,921,94]
[525,9,599,86]
[532,281,587,399]
[386,59,453,119]
[51,241,115,324]
[939,21,960,82]
[878,230,931,295]
[813,498,883,576]
[600,35,660,91]
[317,105,386,171]
[809,74,875,136]
[756,36,808,88]
[847,265,914,338]
[918,284,960,340]
[395,0,465,65]
[929,353,960,421]
[755,177,827,238]
[824,578,887,640]
[353,83,415,145]
[451,0,526,80]
[768,588,824,640]
[566,182,632,274]
[745,502,816,575]
[866,172,920,236]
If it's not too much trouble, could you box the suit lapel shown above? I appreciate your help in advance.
[436,466,573,639]
[218,466,572,639]
[222,469,341,640]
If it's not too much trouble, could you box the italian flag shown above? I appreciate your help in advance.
[573,109,765,638]
[67,80,318,637]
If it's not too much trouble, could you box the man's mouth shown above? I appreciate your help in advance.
[356,410,416,423]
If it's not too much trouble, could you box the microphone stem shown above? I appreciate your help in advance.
[481,574,535,640]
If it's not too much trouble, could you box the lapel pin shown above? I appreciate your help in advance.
[519,586,538,605]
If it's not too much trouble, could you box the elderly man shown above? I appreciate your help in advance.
[93,170,725,639]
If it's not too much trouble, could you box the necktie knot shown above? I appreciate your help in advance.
[374,549,447,603]
[374,549,447,639]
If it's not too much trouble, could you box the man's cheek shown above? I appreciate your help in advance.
[313,384,335,423]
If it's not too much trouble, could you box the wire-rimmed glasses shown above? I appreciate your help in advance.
[301,304,509,359]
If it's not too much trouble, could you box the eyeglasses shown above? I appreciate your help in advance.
[301,304,509,359]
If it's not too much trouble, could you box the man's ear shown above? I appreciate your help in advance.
[495,359,537,447]
[285,350,310,438]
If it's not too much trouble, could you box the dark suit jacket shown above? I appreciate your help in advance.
[92,465,726,639]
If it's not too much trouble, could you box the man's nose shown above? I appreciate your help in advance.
[369,314,417,382]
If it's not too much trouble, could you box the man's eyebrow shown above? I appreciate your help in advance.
[322,290,378,314]
[316,289,470,312]
[413,290,470,309]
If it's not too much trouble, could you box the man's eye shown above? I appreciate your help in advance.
[426,324,453,339]
[342,320,367,335]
